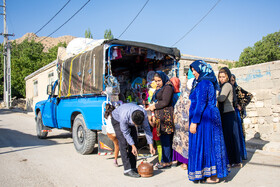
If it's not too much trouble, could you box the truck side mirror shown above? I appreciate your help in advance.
[47,85,52,95]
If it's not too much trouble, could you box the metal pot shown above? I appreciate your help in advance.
[137,161,154,177]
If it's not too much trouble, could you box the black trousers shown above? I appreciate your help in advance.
[111,117,138,171]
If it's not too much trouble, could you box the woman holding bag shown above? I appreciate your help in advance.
[146,71,174,169]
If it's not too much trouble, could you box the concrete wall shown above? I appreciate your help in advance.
[25,61,57,113]
[230,61,280,142]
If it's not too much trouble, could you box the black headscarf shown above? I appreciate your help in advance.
[151,71,172,103]
[219,67,238,110]
[231,74,238,88]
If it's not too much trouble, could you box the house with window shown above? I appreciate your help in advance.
[24,60,57,112]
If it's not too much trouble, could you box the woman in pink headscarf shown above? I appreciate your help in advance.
[170,76,190,170]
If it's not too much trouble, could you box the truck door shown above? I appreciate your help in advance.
[42,81,59,128]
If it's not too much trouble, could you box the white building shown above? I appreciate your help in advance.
[24,60,57,112]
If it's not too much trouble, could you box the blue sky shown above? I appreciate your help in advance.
[1,0,280,61]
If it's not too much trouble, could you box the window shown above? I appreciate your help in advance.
[48,71,54,85]
[33,80,38,97]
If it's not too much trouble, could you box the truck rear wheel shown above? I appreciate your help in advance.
[36,111,48,139]
[73,114,96,154]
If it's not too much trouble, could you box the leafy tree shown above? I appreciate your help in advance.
[85,28,93,39]
[104,29,114,40]
[237,31,280,67]
[0,39,67,98]
[10,39,45,97]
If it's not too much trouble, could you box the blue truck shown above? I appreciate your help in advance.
[35,39,180,155]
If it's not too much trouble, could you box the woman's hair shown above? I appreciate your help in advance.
[104,103,115,119]
[153,72,161,80]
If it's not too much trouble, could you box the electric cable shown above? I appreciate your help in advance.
[34,0,71,35]
[117,0,149,39]
[38,0,91,43]
[172,0,222,46]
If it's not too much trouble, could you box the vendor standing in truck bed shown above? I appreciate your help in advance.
[111,103,155,178]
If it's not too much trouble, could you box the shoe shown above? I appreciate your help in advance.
[124,170,141,178]
[132,168,138,173]
[171,162,178,167]
[231,163,243,168]
[156,164,171,169]
[192,179,206,184]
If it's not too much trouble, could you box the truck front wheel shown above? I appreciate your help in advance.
[36,111,48,139]
[73,114,96,154]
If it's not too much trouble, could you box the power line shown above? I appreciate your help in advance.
[172,0,222,46]
[38,0,91,43]
[118,0,149,39]
[35,0,71,35]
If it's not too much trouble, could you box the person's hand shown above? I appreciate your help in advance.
[149,144,156,155]
[237,104,242,111]
[131,144,138,156]
[145,104,156,112]
[190,123,197,134]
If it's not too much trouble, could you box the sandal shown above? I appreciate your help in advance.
[180,164,188,170]
[203,177,219,184]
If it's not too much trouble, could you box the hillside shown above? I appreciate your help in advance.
[13,33,76,52]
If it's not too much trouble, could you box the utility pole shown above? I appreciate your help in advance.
[1,0,14,108]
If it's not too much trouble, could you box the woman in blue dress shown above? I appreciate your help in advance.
[188,60,229,183]
[230,74,252,160]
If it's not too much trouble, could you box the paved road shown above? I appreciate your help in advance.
[0,109,280,187]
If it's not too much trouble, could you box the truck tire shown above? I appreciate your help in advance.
[72,114,96,155]
[36,111,48,139]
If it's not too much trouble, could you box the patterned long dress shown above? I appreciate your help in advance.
[188,79,229,181]
[172,88,190,160]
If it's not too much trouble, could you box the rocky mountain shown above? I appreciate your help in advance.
[13,33,76,52]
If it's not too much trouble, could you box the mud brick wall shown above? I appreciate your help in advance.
[230,61,280,142]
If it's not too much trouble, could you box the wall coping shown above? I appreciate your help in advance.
[231,60,280,71]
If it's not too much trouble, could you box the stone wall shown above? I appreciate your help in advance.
[230,61,280,142]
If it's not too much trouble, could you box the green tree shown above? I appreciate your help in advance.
[237,31,280,67]
[8,40,66,98]
[11,39,45,97]
[85,28,93,39]
[104,29,114,40]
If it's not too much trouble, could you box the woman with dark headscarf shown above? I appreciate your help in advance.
[230,74,253,160]
[217,67,242,167]
[146,71,174,169]
[230,74,253,125]
[188,60,229,183]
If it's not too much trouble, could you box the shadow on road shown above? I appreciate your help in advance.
[0,128,72,155]
[0,108,28,115]
[223,132,270,182]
